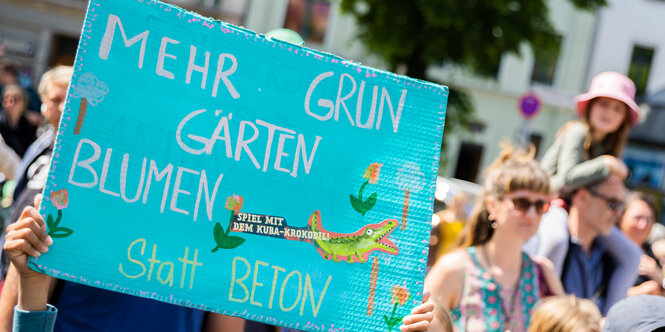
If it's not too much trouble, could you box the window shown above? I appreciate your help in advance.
[628,45,655,97]
[454,142,484,183]
[531,35,562,85]
[283,0,330,44]
[529,133,542,157]
[50,34,79,67]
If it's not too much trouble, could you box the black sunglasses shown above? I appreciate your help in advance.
[506,197,550,214]
[587,187,625,212]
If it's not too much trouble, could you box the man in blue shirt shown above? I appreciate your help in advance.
[527,176,640,314]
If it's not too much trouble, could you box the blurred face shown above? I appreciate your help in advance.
[620,199,655,245]
[488,190,550,241]
[42,81,67,128]
[0,69,15,85]
[588,97,628,138]
[1,90,25,119]
[581,181,626,236]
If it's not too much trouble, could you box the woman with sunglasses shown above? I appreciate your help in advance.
[414,144,564,332]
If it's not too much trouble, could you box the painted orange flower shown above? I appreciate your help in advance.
[390,284,410,306]
[363,162,383,184]
[225,194,243,214]
[50,189,69,210]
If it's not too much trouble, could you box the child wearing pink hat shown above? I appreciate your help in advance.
[542,71,640,192]
[528,71,643,314]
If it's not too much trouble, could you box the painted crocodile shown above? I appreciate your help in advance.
[305,210,399,263]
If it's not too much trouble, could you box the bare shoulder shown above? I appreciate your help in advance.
[429,249,468,276]
[425,249,468,308]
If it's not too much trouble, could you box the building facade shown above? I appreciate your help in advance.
[3,0,662,186]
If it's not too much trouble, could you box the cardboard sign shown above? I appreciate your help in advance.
[30,0,448,330]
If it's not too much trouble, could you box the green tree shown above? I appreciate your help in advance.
[339,0,606,149]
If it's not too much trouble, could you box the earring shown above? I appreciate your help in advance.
[488,214,497,229]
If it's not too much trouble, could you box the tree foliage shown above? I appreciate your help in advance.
[339,0,606,140]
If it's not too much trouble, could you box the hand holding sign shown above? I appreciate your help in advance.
[30,0,448,330]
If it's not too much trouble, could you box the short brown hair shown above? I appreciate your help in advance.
[0,59,20,78]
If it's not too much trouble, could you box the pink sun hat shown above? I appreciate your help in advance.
[574,71,641,126]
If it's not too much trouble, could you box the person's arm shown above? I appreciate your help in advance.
[552,123,613,192]
[627,280,663,297]
[527,206,570,276]
[202,312,245,331]
[638,254,664,287]
[0,266,19,332]
[418,250,467,331]
[3,195,56,332]
[599,227,641,313]
[0,137,19,179]
[531,255,565,296]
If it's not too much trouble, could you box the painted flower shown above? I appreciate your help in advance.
[390,284,410,306]
[50,189,69,210]
[225,194,243,214]
[363,162,383,184]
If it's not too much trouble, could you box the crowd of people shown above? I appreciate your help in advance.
[0,60,664,332]
[419,71,665,331]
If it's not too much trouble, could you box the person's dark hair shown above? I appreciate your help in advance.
[583,98,631,158]
[0,60,20,79]
[559,178,606,205]
[457,142,551,247]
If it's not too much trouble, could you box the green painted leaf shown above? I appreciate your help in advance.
[213,222,225,243]
[50,228,73,238]
[363,192,378,212]
[46,215,55,230]
[54,209,63,227]
[385,316,402,327]
[349,194,364,214]
[218,236,245,249]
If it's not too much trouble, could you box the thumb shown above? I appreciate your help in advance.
[34,194,43,210]
[422,291,431,303]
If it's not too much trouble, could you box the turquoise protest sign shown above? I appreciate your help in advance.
[31,0,448,330]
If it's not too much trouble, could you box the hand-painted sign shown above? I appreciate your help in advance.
[30,0,447,330]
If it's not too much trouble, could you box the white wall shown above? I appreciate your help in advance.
[587,0,665,93]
